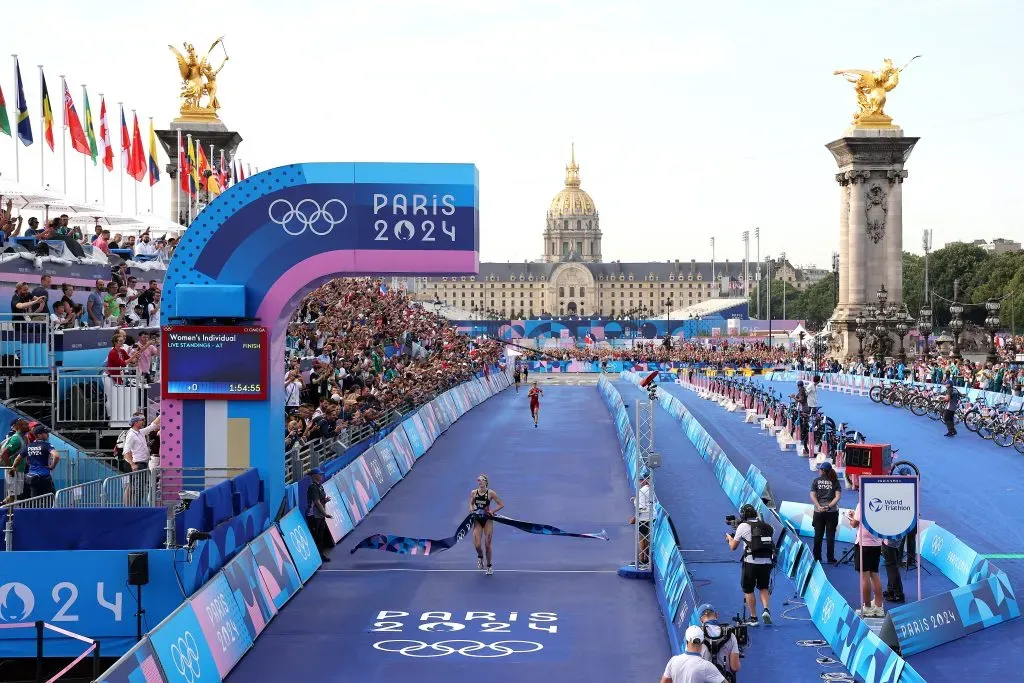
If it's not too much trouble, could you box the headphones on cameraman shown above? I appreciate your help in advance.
[739,504,758,521]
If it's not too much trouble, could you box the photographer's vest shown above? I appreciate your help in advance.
[745,520,775,561]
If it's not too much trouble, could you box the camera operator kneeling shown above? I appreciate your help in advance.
[697,603,741,682]
[725,504,773,626]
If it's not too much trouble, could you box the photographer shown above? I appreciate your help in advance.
[697,603,741,681]
[809,461,841,564]
[660,626,727,683]
[725,504,773,626]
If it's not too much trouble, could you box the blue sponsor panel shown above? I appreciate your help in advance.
[177,502,271,594]
[149,603,222,683]
[221,546,278,641]
[189,573,254,678]
[651,513,675,585]
[321,478,356,543]
[247,527,302,610]
[661,551,687,623]
[0,550,185,657]
[403,414,429,459]
[388,426,418,475]
[277,508,323,584]
[793,542,816,597]
[359,446,393,496]
[95,638,169,683]
[917,524,980,587]
[419,403,441,442]
[775,527,804,579]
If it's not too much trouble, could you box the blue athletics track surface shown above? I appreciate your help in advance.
[227,383,670,683]
[614,380,843,682]
[662,379,1024,682]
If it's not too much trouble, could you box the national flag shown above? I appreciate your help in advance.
[179,136,191,195]
[62,82,91,156]
[0,84,10,137]
[83,89,98,164]
[218,156,229,190]
[119,106,130,168]
[41,71,54,150]
[127,113,146,182]
[147,120,160,186]
[14,59,32,145]
[187,137,198,196]
[197,143,219,194]
[236,159,245,181]
[379,282,388,294]
[98,97,113,171]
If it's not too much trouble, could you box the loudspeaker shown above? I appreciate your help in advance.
[127,552,150,586]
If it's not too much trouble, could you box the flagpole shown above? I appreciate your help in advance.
[149,116,155,215]
[195,136,202,215]
[187,133,193,225]
[98,93,105,206]
[132,109,138,216]
[219,148,225,192]
[118,102,124,213]
[60,75,67,195]
[38,65,44,188]
[209,143,215,198]
[81,84,88,203]
[176,128,182,224]
[11,55,18,183]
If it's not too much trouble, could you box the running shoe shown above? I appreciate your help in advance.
[761,609,772,626]
[476,557,484,570]
[871,605,886,618]
[745,616,759,627]
[486,565,494,576]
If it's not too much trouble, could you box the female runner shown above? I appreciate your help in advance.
[528,382,543,427]
[469,474,504,575]
[513,365,522,392]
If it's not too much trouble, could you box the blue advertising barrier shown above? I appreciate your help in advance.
[94,368,514,681]
[620,371,923,683]
[278,507,323,583]
[877,524,1019,656]
[596,376,700,656]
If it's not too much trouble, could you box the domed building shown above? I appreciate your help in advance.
[412,146,755,319]
[543,145,602,263]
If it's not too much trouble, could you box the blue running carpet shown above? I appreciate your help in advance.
[664,380,1024,682]
[227,385,669,683]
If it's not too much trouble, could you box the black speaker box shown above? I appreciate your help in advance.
[127,552,149,586]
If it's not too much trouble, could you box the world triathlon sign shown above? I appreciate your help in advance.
[859,475,919,541]
[159,162,479,512]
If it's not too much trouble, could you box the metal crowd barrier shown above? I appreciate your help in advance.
[103,469,158,508]
[53,480,105,508]
[0,313,54,372]
[283,406,409,484]
[52,366,149,426]
[51,453,122,489]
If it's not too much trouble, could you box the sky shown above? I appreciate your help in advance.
[2,0,1022,269]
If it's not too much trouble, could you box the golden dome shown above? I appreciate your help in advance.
[548,144,597,216]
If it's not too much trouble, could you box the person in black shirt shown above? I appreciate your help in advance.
[809,461,841,564]
[943,381,959,437]
[305,468,332,562]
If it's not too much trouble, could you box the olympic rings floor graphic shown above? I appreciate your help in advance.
[372,639,544,658]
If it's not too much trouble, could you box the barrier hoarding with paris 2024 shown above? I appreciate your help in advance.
[161,325,268,400]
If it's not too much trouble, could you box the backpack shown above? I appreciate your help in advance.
[746,519,776,561]
[113,429,129,460]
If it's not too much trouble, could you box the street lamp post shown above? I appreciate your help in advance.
[949,279,964,359]
[855,313,867,364]
[985,298,1002,365]
[919,303,933,358]
[798,330,805,367]
[895,311,910,364]
[666,298,674,348]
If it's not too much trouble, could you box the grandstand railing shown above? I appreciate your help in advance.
[0,313,54,372]
[51,452,122,489]
[52,366,149,426]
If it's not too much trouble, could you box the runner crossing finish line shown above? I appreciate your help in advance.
[351,513,608,555]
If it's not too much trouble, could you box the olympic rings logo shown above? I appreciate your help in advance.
[170,631,201,682]
[289,527,312,561]
[931,535,943,555]
[373,640,544,658]
[821,597,834,624]
[268,198,348,236]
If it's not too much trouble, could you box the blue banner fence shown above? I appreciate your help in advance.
[92,368,513,681]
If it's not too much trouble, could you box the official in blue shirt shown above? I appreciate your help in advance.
[11,425,61,500]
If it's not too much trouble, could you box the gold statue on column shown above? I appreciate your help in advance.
[834,56,920,128]
[168,37,230,122]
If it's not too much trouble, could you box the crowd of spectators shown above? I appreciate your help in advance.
[1,201,179,261]
[283,279,502,453]
[12,273,162,331]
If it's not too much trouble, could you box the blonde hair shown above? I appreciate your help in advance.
[477,474,489,486]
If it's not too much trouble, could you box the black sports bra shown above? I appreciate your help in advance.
[473,488,490,510]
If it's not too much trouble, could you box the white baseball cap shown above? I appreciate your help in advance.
[685,625,704,644]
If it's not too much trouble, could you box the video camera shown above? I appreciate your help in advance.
[702,616,748,683]
[725,514,740,530]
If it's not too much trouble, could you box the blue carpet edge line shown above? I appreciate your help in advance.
[93,368,515,682]
[595,375,697,656]
[618,371,923,683]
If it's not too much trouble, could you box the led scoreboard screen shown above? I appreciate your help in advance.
[162,326,268,400]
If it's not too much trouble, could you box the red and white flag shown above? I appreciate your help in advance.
[119,105,130,169]
[98,97,113,171]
